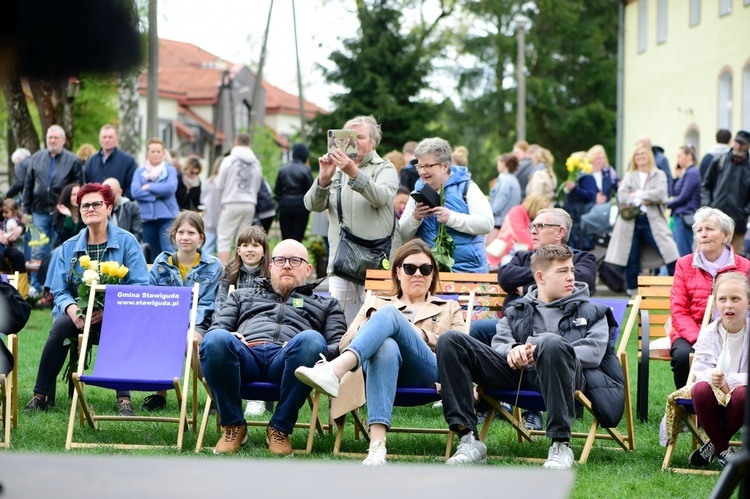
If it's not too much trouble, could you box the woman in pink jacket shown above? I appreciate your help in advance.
[670,207,750,389]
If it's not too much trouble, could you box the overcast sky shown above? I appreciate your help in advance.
[157,0,358,110]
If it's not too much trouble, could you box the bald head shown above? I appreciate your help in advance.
[102,178,122,203]
[270,239,312,296]
[636,135,652,148]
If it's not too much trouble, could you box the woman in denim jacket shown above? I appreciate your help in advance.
[144,211,223,411]
[25,183,149,415]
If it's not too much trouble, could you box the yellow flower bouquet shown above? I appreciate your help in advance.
[556,152,593,198]
[75,256,129,317]
[26,223,50,248]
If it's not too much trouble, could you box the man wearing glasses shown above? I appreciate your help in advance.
[200,239,346,456]
[23,125,83,295]
[471,208,596,432]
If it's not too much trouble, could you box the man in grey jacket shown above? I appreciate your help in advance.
[436,245,609,470]
[216,133,262,263]
[23,125,83,292]
[200,239,346,456]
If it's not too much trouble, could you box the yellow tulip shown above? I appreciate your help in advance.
[116,265,129,279]
[79,255,91,268]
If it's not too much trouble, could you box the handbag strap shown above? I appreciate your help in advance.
[336,171,397,238]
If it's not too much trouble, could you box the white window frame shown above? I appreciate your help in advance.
[720,0,732,16]
[638,0,648,53]
[718,70,733,130]
[657,0,668,43]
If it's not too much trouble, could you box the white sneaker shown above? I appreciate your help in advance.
[432,401,443,409]
[543,441,574,470]
[446,433,487,465]
[244,400,266,417]
[362,437,387,466]
[294,353,340,398]
[28,286,39,298]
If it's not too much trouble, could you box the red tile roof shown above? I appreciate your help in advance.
[262,80,328,118]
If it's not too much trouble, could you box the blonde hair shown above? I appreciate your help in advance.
[76,143,97,162]
[629,143,656,172]
[522,194,552,220]
[384,150,406,173]
[714,272,750,299]
[452,146,469,166]
[587,144,608,164]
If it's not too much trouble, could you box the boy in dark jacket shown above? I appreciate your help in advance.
[437,245,611,470]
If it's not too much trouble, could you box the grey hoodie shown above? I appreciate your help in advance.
[217,145,262,205]
[491,282,609,369]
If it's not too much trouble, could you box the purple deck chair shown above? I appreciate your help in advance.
[65,284,199,451]
[476,297,637,464]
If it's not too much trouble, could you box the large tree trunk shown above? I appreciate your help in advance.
[118,72,141,156]
[28,78,76,148]
[1,75,40,153]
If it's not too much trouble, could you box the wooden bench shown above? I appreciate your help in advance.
[636,276,713,422]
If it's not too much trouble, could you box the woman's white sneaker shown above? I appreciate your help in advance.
[362,437,387,466]
[294,353,340,398]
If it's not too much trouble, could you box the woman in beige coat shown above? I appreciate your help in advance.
[295,239,465,465]
[526,147,557,201]
[605,144,679,295]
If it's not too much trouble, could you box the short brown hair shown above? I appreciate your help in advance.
[235,133,251,146]
[147,137,164,149]
[497,153,519,173]
[169,211,206,247]
[530,244,573,274]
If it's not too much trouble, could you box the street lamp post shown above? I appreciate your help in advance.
[515,15,529,142]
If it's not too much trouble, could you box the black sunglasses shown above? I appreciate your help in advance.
[401,263,434,276]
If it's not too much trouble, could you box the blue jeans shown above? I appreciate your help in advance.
[199,329,327,434]
[142,218,174,261]
[344,305,439,428]
[625,214,675,290]
[469,319,498,346]
[203,230,217,256]
[672,215,694,257]
[30,212,55,288]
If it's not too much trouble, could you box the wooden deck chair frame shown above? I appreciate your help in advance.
[475,296,641,464]
[194,283,326,454]
[65,283,200,451]
[0,271,21,448]
[331,289,477,460]
[660,295,741,473]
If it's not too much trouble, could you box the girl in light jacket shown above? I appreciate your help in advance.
[688,272,750,469]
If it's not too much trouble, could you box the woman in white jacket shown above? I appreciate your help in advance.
[688,271,750,469]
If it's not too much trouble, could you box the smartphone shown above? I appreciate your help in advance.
[327,130,358,160]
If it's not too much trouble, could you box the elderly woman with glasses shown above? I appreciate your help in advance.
[400,137,493,273]
[304,115,399,324]
[24,182,149,415]
[668,207,750,389]
[295,239,466,466]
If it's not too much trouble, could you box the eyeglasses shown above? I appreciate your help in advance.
[401,263,434,276]
[271,256,308,268]
[529,223,562,232]
[415,162,441,171]
[80,201,105,212]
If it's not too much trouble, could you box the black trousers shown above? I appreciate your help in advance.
[279,207,310,243]
[670,337,694,389]
[436,330,584,440]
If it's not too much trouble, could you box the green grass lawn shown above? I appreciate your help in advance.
[4,308,735,497]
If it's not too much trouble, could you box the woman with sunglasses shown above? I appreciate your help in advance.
[400,137,493,272]
[295,239,465,465]
[25,182,149,414]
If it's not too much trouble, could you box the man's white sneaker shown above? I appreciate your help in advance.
[446,433,487,465]
[294,353,340,398]
[543,441,574,470]
[244,400,266,417]
[362,437,387,466]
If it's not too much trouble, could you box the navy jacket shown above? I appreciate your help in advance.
[83,148,138,199]
[498,248,597,310]
[667,165,701,216]
[566,174,597,205]
[653,146,674,196]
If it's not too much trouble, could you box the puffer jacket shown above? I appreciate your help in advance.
[149,250,224,327]
[495,283,625,427]
[670,247,750,345]
[214,265,262,313]
[209,277,347,360]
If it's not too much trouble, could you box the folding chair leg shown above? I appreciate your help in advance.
[306,392,322,453]
[578,419,599,464]
[11,335,17,430]
[195,393,214,453]
[1,374,10,448]
[621,353,636,450]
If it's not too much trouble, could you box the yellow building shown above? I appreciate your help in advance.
[620,0,750,169]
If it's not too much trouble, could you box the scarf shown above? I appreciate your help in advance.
[699,245,731,277]
[182,173,200,190]
[142,161,166,182]
[731,151,749,164]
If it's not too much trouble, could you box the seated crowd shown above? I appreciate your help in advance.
[6,120,750,473]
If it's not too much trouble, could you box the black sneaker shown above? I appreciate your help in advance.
[141,394,167,412]
[24,396,48,411]
[117,399,136,417]
[522,410,543,431]
[689,441,716,466]
[718,448,735,468]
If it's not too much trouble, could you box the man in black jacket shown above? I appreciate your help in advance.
[200,239,346,455]
[83,125,138,199]
[437,245,612,470]
[0,278,31,375]
[23,125,83,292]
[701,130,750,255]
[275,144,313,242]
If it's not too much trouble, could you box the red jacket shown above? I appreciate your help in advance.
[670,248,750,345]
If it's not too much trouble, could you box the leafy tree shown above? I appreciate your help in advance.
[73,74,120,149]
[308,0,455,158]
[444,0,618,190]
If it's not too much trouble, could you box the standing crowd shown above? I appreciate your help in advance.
[4,118,750,471]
